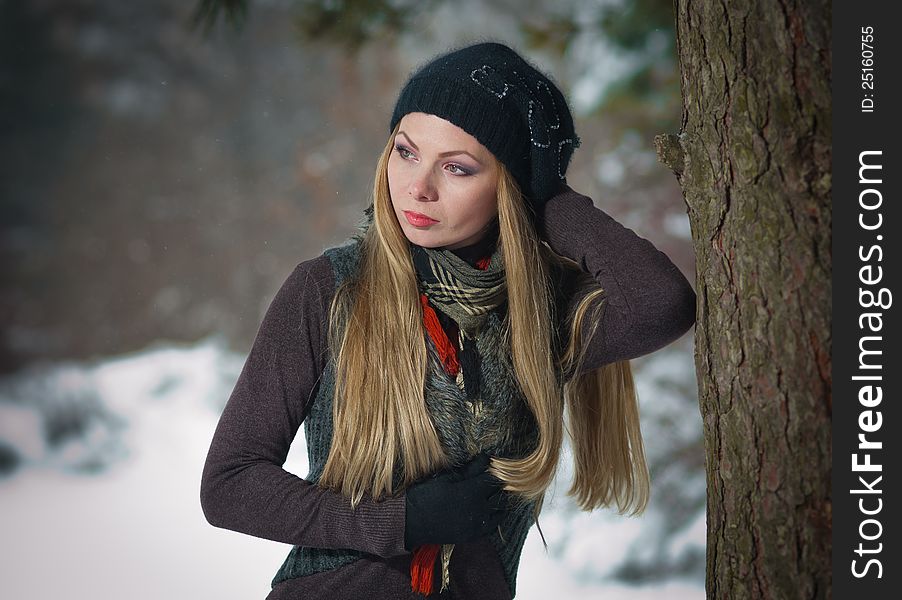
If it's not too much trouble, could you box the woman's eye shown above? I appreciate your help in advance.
[395,145,414,159]
[447,164,470,176]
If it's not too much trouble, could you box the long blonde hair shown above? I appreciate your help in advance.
[317,124,649,519]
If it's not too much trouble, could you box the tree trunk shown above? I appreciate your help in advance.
[657,1,832,598]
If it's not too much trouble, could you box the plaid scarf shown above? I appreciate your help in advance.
[410,243,506,338]
[409,240,507,595]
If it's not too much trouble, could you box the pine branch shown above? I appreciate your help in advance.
[189,0,249,36]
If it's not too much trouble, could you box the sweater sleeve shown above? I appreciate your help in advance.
[540,185,697,373]
[199,256,409,558]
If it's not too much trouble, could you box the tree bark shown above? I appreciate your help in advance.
[660,1,832,598]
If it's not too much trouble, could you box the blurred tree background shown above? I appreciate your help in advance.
[1,0,692,372]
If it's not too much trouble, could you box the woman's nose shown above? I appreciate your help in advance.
[408,168,437,202]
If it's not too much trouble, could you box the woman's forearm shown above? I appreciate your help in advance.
[199,259,408,558]
[541,185,697,370]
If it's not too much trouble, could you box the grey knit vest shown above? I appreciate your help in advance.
[271,239,571,598]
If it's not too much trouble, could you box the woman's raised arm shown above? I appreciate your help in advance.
[199,258,408,558]
[541,185,697,373]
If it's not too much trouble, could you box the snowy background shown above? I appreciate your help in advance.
[0,335,703,599]
[1,0,705,598]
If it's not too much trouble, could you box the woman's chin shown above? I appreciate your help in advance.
[408,239,444,249]
[401,229,446,249]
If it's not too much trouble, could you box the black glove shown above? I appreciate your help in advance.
[404,453,506,550]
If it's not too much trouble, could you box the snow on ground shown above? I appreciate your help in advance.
[0,336,704,599]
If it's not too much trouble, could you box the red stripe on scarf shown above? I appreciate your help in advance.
[410,543,441,595]
[420,293,460,377]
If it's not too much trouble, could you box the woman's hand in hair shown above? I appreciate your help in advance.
[403,453,507,550]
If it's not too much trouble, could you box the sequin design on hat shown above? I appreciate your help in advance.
[470,64,580,187]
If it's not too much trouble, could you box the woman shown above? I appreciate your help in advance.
[200,41,697,599]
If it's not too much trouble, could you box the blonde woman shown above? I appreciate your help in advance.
[201,41,696,599]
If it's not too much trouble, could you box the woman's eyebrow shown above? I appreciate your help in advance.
[396,131,419,150]
[440,150,483,165]
[396,131,484,165]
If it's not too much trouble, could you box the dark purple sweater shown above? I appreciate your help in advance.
[199,187,697,599]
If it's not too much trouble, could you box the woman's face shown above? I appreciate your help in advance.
[387,112,499,250]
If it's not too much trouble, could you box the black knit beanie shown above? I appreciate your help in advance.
[389,42,580,214]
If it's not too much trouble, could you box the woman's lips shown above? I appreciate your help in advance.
[404,210,440,227]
